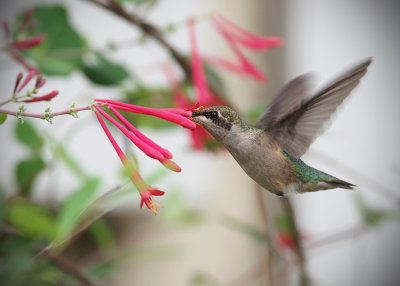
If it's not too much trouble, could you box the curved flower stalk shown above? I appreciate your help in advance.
[93,99,195,214]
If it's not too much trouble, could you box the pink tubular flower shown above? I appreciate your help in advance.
[203,13,283,82]
[94,105,165,161]
[188,19,213,103]
[212,13,283,50]
[13,72,23,94]
[109,106,173,159]
[22,90,58,103]
[96,99,196,130]
[17,70,37,93]
[93,109,166,215]
[11,34,45,51]
[140,188,165,210]
[93,99,195,213]
[19,8,35,33]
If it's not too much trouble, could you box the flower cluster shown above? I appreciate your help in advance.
[2,8,44,72]
[13,70,58,103]
[164,14,282,149]
[93,99,196,214]
[206,13,282,82]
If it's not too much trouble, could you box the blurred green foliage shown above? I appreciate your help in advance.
[0,113,7,125]
[21,5,85,76]
[83,54,129,86]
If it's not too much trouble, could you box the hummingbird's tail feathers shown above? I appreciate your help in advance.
[325,178,356,190]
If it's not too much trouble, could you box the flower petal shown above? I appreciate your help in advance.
[212,13,283,50]
[96,99,196,130]
[160,158,181,172]
[95,105,165,160]
[94,109,127,162]
[17,70,37,93]
[109,106,173,159]
[12,34,45,51]
[188,18,213,103]
[22,90,58,102]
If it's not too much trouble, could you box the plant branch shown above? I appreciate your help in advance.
[281,197,311,286]
[45,251,100,286]
[253,182,272,286]
[0,94,27,106]
[86,0,192,81]
[0,105,91,119]
[306,224,366,250]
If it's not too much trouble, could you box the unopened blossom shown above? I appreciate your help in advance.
[17,70,37,93]
[22,90,58,103]
[11,34,45,51]
[13,72,23,94]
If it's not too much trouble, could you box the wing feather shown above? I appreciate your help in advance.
[256,58,372,158]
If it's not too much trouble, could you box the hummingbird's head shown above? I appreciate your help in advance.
[191,106,245,141]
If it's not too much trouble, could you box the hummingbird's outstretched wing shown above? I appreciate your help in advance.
[256,58,372,158]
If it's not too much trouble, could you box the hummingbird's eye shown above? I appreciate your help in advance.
[209,111,218,118]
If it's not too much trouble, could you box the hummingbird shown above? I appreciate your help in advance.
[191,59,372,196]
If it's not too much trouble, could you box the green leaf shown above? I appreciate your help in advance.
[5,198,57,241]
[87,261,115,280]
[16,156,46,196]
[83,54,129,85]
[274,212,293,233]
[15,119,42,151]
[88,219,114,247]
[55,178,100,244]
[22,5,86,75]
[0,113,7,125]
[0,235,64,285]
[48,137,89,180]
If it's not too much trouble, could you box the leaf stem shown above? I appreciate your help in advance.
[0,105,91,119]
[86,0,192,82]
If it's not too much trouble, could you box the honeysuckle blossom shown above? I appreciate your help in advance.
[205,13,283,82]
[93,99,195,214]
[12,71,58,103]
[161,20,229,150]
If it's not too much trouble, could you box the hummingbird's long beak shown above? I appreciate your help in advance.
[191,110,205,117]
[189,110,205,126]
